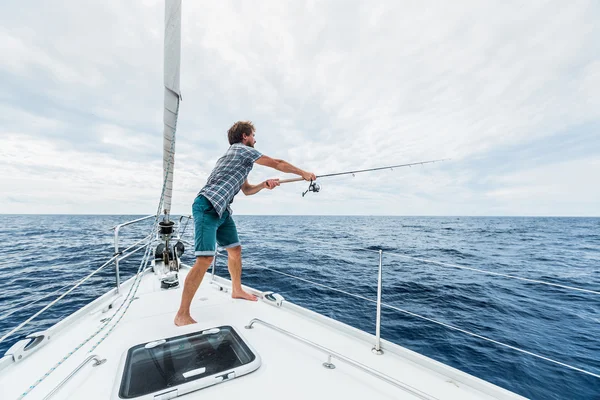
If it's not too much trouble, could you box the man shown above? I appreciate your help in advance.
[174,121,316,326]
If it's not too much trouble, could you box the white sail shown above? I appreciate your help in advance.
[162,0,181,215]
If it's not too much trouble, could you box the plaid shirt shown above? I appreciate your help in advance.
[198,143,263,218]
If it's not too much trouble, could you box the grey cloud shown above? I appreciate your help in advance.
[1,0,599,215]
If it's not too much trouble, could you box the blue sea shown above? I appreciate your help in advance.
[0,215,599,399]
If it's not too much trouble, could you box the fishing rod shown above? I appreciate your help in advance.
[278,158,449,197]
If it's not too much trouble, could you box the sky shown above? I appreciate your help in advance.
[1,0,599,216]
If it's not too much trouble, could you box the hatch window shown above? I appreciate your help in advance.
[118,326,260,398]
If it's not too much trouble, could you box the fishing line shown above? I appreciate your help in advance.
[317,158,449,179]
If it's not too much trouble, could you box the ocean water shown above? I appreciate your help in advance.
[0,215,598,399]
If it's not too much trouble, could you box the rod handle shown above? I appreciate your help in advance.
[278,177,306,184]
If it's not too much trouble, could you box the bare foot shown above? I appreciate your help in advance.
[174,313,197,326]
[231,289,258,302]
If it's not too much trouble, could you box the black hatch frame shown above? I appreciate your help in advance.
[116,325,261,399]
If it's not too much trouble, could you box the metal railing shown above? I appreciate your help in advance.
[5,214,597,383]
[178,215,192,225]
[247,237,600,380]
[0,216,158,347]
[373,250,383,355]
[245,318,435,400]
[42,355,106,400]
[156,215,600,380]
[112,215,155,293]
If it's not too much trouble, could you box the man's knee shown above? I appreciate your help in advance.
[226,245,242,259]
[194,256,214,271]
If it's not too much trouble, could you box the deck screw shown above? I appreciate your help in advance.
[322,355,335,369]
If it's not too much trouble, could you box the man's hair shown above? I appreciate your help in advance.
[227,121,255,145]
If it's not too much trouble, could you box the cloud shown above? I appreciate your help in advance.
[482,157,600,216]
[0,0,599,215]
[0,133,163,214]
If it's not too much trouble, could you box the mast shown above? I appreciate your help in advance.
[162,0,181,217]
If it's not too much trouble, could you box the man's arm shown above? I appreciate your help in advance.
[255,155,316,181]
[241,179,280,196]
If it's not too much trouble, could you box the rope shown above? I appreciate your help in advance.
[17,244,153,399]
[256,265,600,380]
[19,99,180,399]
[87,245,153,353]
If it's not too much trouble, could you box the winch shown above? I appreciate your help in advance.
[153,216,184,289]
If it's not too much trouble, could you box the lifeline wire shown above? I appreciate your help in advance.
[0,280,87,324]
[256,264,600,380]
[383,252,600,296]
[0,235,151,333]
[295,235,599,296]
[0,254,119,344]
[179,215,192,238]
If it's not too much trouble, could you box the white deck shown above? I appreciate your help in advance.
[0,267,526,400]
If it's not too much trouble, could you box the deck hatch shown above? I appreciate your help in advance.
[118,326,259,399]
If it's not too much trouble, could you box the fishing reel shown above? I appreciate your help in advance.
[302,180,321,197]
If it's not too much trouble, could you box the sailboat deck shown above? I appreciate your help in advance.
[0,267,525,400]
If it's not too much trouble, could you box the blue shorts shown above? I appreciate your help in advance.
[192,195,240,257]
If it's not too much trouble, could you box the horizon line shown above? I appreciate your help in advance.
[1,213,599,218]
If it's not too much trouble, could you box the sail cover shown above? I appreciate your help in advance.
[162,0,181,215]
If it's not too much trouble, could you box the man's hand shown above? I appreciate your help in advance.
[301,171,317,181]
[264,179,280,190]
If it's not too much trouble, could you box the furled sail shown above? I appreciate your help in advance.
[162,0,181,216]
